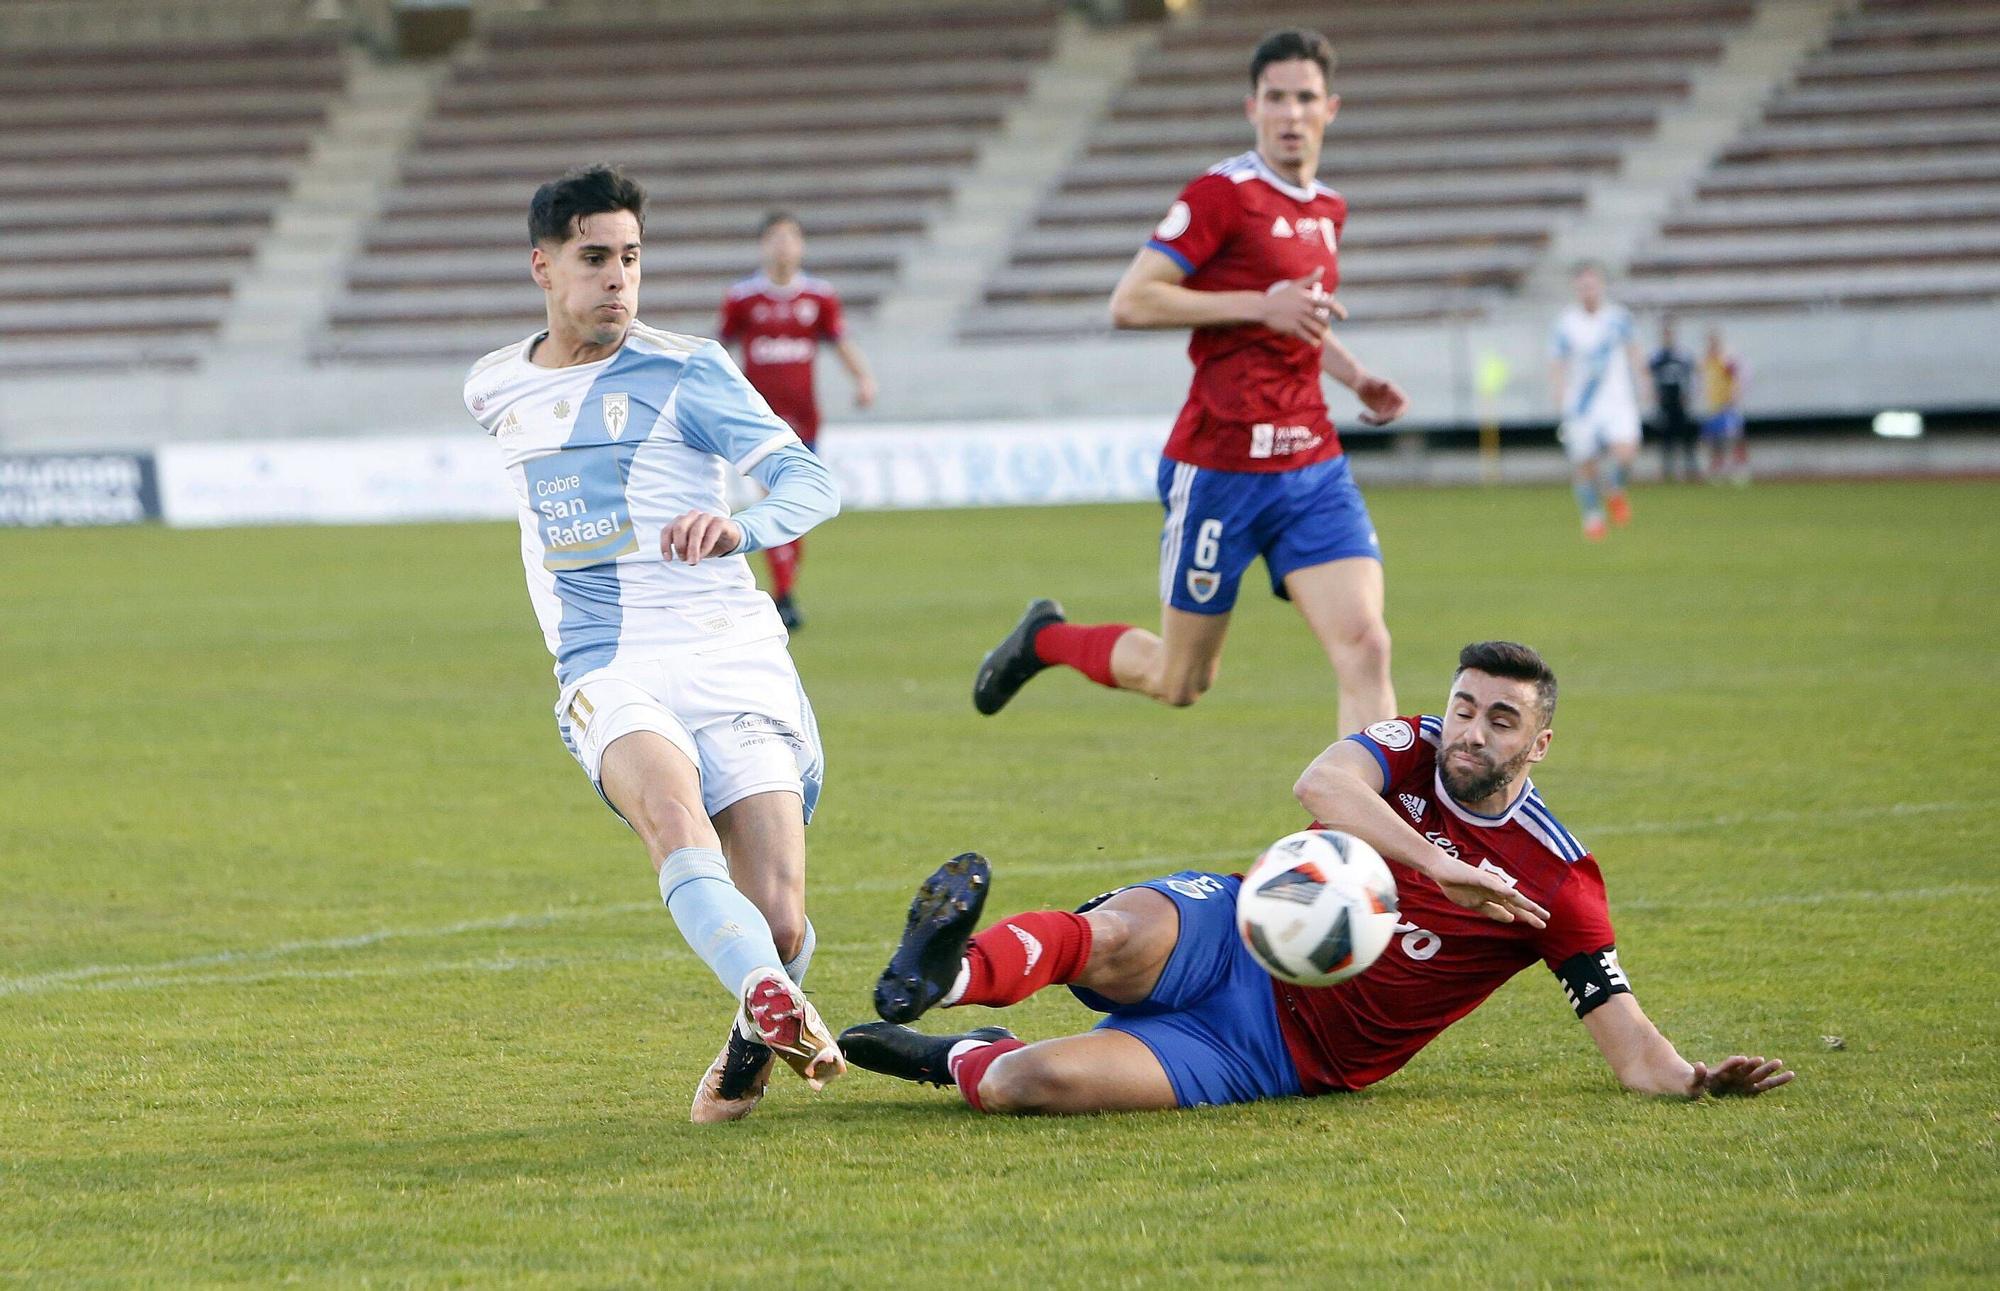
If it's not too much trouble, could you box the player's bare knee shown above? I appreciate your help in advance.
[978,1049,1070,1114]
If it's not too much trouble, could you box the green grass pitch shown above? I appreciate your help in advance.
[2,480,1995,1287]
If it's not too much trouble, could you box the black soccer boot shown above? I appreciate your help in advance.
[872,851,990,1023]
[838,1022,1017,1088]
[972,597,1065,715]
[774,594,803,630]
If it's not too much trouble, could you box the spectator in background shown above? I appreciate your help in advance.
[1648,317,1699,483]
[719,212,878,630]
[1700,328,1750,485]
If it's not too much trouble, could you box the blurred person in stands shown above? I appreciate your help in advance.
[970,28,1409,739]
[719,212,877,630]
[1551,262,1652,541]
[1648,316,1700,483]
[1700,327,1750,485]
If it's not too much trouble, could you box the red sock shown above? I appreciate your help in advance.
[765,539,801,599]
[954,911,1094,1008]
[950,1036,1027,1113]
[1032,622,1131,689]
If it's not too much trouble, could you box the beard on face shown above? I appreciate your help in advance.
[1439,740,1533,804]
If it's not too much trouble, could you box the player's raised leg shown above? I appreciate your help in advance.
[1285,555,1394,736]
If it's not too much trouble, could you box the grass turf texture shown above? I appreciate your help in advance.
[1,480,1995,1288]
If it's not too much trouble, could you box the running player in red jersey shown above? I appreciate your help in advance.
[973,29,1408,736]
[844,641,1795,1112]
[719,211,877,630]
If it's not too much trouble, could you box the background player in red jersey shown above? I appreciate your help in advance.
[844,641,1794,1113]
[719,211,877,629]
[973,29,1409,737]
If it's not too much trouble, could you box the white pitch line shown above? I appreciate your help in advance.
[2,799,1985,999]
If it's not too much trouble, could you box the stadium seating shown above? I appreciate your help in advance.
[315,3,1061,364]
[0,28,346,375]
[963,0,1754,342]
[1627,0,2000,312]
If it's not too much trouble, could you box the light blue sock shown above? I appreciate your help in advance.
[658,847,785,996]
[784,919,816,986]
[1573,477,1602,517]
[1606,460,1629,494]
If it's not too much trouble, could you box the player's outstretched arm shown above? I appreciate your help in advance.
[1295,741,1549,928]
[1582,994,1795,1099]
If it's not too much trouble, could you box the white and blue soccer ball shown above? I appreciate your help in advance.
[1236,829,1400,987]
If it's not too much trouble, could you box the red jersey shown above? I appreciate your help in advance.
[1146,150,1348,474]
[717,273,846,443]
[1273,715,1622,1094]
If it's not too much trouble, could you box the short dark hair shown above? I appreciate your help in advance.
[1249,28,1334,90]
[528,165,645,246]
[759,210,801,237]
[1455,641,1558,725]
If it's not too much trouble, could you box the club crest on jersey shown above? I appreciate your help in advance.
[602,392,630,439]
[1185,569,1221,603]
[1366,719,1415,751]
[793,299,819,326]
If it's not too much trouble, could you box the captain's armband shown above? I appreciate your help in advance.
[1553,946,1631,1019]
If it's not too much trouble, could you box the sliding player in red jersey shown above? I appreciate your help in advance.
[845,641,1794,1112]
[973,29,1408,737]
[719,211,877,629]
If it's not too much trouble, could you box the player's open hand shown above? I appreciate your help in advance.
[1353,374,1409,427]
[662,510,743,565]
[854,373,878,410]
[1690,1055,1794,1098]
[1430,855,1550,929]
[1262,267,1342,344]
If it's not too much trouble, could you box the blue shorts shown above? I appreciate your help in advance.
[1156,456,1381,615]
[1070,871,1303,1108]
[1701,409,1745,440]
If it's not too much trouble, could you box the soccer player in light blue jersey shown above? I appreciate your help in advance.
[1551,262,1653,542]
[463,166,845,1123]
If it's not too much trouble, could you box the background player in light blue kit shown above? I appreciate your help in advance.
[462,167,845,1123]
[1551,262,1652,541]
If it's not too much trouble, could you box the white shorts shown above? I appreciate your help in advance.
[555,636,824,823]
[1560,409,1643,463]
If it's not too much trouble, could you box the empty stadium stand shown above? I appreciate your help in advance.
[0,26,347,375]
[1628,0,2000,311]
[964,0,1756,341]
[313,2,1061,364]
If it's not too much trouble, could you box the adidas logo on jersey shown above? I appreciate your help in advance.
[1400,793,1427,823]
[1271,216,1293,238]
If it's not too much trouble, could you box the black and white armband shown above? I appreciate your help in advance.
[1553,946,1632,1018]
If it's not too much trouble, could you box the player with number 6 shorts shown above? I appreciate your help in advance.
[845,643,1795,1114]
[970,29,1408,737]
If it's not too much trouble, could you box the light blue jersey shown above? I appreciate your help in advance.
[1551,302,1638,421]
[464,322,839,684]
